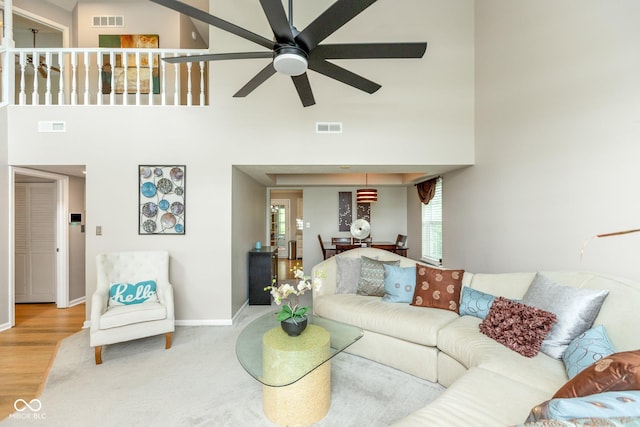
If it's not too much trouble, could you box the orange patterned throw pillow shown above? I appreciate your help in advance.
[411,264,464,313]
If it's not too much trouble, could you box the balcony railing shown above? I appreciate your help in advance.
[1,47,209,107]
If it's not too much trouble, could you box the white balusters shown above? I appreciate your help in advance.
[199,61,205,105]
[31,49,39,105]
[173,52,179,106]
[5,48,208,107]
[83,51,90,105]
[108,51,115,105]
[57,50,65,105]
[148,51,154,106]
[71,51,78,105]
[19,52,26,105]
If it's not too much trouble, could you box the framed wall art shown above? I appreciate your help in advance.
[338,191,352,231]
[139,165,186,235]
[100,34,160,94]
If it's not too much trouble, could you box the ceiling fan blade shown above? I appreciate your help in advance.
[163,52,273,64]
[296,0,378,52]
[291,73,316,107]
[37,66,47,79]
[233,63,277,98]
[259,0,295,44]
[150,0,274,50]
[313,42,427,59]
[308,59,380,94]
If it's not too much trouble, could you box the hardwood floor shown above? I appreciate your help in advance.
[0,303,85,421]
[278,258,303,281]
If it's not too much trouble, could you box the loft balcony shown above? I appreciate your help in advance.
[0,46,209,107]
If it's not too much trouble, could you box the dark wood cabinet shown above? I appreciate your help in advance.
[248,247,278,305]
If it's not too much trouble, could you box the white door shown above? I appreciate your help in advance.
[270,199,290,258]
[15,183,57,303]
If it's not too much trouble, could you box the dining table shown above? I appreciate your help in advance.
[324,242,408,257]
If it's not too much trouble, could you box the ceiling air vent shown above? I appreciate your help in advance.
[316,122,342,134]
[92,16,125,28]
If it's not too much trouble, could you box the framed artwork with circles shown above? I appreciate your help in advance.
[139,165,186,235]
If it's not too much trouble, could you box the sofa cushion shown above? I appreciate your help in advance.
[562,325,616,379]
[479,297,557,358]
[459,287,496,319]
[526,390,640,422]
[382,265,416,303]
[357,256,401,296]
[335,256,362,294]
[553,350,640,399]
[99,302,167,329]
[437,316,568,392]
[411,264,464,313]
[391,367,551,427]
[522,273,609,359]
[314,294,458,346]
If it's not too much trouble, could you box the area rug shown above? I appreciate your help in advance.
[1,306,444,426]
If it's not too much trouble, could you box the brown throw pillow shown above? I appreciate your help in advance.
[411,264,464,313]
[479,297,557,358]
[553,350,640,399]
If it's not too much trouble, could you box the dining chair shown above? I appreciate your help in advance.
[335,244,359,254]
[317,234,336,260]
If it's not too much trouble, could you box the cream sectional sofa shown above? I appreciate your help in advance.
[310,247,640,426]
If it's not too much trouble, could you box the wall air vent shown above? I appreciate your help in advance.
[38,121,66,133]
[92,16,125,28]
[316,122,343,134]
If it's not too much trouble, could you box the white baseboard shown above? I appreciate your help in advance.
[69,297,86,307]
[0,321,11,332]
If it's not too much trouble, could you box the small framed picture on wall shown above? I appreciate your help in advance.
[139,165,186,235]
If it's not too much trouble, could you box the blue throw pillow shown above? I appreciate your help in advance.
[459,287,496,319]
[109,280,159,306]
[527,390,640,422]
[381,265,416,303]
[562,325,616,379]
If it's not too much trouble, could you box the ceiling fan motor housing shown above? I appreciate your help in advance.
[273,45,308,76]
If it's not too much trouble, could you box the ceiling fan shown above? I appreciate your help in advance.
[150,0,427,107]
[16,29,61,78]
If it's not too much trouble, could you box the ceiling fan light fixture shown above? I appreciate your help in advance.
[273,46,308,76]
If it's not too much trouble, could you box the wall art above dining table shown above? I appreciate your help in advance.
[139,165,186,235]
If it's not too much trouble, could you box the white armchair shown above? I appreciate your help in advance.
[90,250,175,364]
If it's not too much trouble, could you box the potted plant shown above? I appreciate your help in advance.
[265,263,323,336]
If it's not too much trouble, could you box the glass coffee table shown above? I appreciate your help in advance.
[236,311,363,426]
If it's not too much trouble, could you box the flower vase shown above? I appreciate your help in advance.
[280,316,308,337]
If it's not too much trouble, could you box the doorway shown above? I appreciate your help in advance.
[269,189,304,262]
[9,166,85,328]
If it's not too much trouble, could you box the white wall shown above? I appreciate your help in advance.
[5,0,474,323]
[445,0,640,280]
[68,175,85,302]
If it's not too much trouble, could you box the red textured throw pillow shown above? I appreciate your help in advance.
[479,297,557,358]
[553,350,640,399]
[411,264,464,313]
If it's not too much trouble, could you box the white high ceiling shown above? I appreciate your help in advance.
[12,0,467,186]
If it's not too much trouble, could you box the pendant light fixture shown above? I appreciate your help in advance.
[356,174,378,203]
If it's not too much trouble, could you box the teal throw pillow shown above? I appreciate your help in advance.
[382,265,416,303]
[109,280,159,306]
[357,256,401,297]
[526,390,640,422]
[562,325,616,379]
[459,287,496,319]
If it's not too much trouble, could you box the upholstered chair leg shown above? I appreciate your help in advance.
[95,346,103,365]
[165,332,172,349]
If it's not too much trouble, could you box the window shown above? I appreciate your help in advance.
[421,178,442,265]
